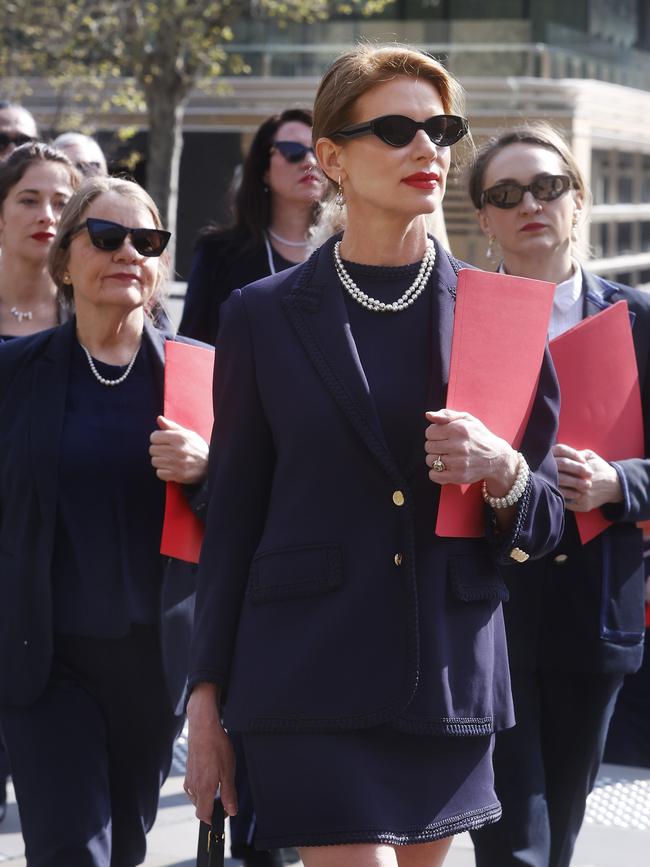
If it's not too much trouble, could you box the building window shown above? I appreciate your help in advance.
[642,223,650,251]
[618,222,634,253]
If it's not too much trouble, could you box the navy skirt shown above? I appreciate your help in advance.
[242,725,501,849]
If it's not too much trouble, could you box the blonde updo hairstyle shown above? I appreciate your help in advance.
[49,175,171,317]
[313,43,468,195]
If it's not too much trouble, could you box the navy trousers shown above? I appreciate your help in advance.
[471,669,623,867]
[604,629,650,767]
[0,627,182,867]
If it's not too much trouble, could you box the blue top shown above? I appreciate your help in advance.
[342,258,443,536]
[51,338,166,637]
[342,259,450,724]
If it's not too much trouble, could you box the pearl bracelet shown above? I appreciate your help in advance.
[482,452,530,510]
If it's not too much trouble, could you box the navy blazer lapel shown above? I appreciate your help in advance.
[30,320,75,522]
[583,269,637,328]
[583,269,641,367]
[283,237,402,481]
[583,269,618,318]
[432,243,460,398]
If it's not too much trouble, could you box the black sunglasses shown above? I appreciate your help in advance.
[331,114,469,148]
[272,140,315,163]
[65,218,171,257]
[480,174,573,209]
[0,132,36,151]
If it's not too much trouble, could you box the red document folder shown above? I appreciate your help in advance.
[160,341,215,563]
[435,269,555,537]
[549,300,643,544]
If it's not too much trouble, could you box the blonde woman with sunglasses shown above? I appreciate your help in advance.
[468,123,650,867]
[0,176,211,867]
[179,108,327,345]
[184,46,564,867]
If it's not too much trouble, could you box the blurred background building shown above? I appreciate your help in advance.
[11,0,650,283]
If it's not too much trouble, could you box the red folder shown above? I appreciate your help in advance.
[435,269,555,537]
[549,300,643,544]
[160,341,215,563]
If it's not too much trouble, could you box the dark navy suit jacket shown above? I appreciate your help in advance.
[0,317,209,713]
[189,236,565,735]
[502,271,650,675]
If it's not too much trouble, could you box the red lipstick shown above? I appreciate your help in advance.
[520,222,547,232]
[31,232,55,242]
[402,172,440,189]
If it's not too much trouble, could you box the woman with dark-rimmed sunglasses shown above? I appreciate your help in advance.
[184,46,564,867]
[468,122,650,867]
[179,107,327,345]
[0,175,212,867]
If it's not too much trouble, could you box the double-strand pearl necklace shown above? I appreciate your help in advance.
[333,240,436,313]
[79,342,139,387]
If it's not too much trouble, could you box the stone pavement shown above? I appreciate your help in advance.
[1,747,648,867]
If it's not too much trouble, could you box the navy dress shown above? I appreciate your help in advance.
[241,259,499,848]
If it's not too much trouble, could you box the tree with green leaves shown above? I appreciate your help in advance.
[1,0,389,263]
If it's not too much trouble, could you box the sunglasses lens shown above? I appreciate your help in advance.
[132,229,170,257]
[485,184,523,208]
[0,133,33,150]
[86,220,169,257]
[426,116,466,146]
[88,220,127,250]
[274,141,311,163]
[533,175,569,201]
[374,117,416,147]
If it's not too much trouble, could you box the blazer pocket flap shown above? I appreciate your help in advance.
[449,556,510,603]
[248,544,343,604]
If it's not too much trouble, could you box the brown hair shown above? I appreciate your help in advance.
[313,44,466,187]
[468,122,589,210]
[0,141,80,211]
[49,175,171,313]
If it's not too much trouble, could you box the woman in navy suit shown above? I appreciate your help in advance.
[468,123,650,867]
[185,46,564,867]
[0,176,210,866]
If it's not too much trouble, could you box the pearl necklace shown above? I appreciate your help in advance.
[267,228,308,248]
[10,306,33,323]
[80,342,139,387]
[333,240,436,313]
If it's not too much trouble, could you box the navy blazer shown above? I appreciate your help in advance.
[189,235,564,734]
[179,229,278,344]
[503,271,650,675]
[0,318,208,712]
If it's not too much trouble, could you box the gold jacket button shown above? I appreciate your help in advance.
[554,553,569,565]
[394,553,403,566]
[510,547,530,563]
[392,490,405,506]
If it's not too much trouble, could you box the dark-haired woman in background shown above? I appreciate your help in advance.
[0,142,80,343]
[179,108,327,345]
[468,123,650,867]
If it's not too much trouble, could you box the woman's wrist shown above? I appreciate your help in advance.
[484,448,520,496]
[187,682,221,723]
[482,450,529,510]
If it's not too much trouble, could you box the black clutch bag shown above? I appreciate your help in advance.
[196,798,225,867]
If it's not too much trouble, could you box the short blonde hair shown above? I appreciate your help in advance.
[49,176,171,314]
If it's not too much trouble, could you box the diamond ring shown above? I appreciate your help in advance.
[432,456,446,473]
